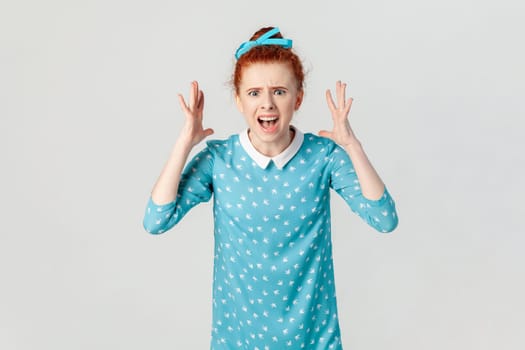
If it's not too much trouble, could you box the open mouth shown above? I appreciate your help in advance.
[258,116,279,130]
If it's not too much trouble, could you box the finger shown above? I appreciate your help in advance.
[189,81,198,110]
[334,81,341,104]
[197,89,205,111]
[203,128,214,137]
[318,130,333,139]
[178,93,189,112]
[325,89,336,111]
[345,97,354,114]
[338,81,346,109]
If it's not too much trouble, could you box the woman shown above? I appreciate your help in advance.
[144,26,398,350]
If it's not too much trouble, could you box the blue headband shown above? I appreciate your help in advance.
[235,27,293,60]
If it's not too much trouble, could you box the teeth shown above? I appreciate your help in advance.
[259,116,278,121]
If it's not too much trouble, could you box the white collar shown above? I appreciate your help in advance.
[238,126,304,169]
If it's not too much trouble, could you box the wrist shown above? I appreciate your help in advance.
[173,136,195,154]
[342,138,362,152]
[341,132,361,147]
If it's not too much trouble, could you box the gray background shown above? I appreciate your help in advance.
[1,0,524,349]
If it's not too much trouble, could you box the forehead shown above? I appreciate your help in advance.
[240,62,297,88]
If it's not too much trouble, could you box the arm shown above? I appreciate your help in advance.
[144,81,214,234]
[151,81,214,205]
[144,147,214,234]
[321,81,398,232]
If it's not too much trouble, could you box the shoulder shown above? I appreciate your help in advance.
[299,133,352,172]
[204,134,242,159]
[301,133,342,155]
[205,135,228,148]
[205,134,239,150]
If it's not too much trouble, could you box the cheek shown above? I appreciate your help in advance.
[236,99,251,114]
[287,99,300,112]
[248,100,260,111]
[238,101,257,116]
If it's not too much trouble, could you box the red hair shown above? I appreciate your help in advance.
[233,27,305,94]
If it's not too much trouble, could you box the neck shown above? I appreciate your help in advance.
[248,127,295,157]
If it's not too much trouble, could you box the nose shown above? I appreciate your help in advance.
[260,91,275,110]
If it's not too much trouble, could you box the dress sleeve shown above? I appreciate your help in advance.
[329,144,398,233]
[143,147,214,234]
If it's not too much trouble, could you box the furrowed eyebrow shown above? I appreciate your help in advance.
[244,85,289,92]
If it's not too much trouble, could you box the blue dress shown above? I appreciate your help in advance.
[144,128,398,349]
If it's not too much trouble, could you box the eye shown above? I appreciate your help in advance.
[274,89,286,96]
[248,90,259,97]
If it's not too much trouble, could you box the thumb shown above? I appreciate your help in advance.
[203,128,215,137]
[318,130,332,139]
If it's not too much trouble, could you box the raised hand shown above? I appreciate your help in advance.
[150,81,214,204]
[177,81,214,147]
[319,81,358,147]
[321,81,387,199]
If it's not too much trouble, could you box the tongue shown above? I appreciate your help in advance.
[260,119,278,132]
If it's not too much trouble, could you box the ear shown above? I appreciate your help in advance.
[294,90,304,111]
[235,94,244,113]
